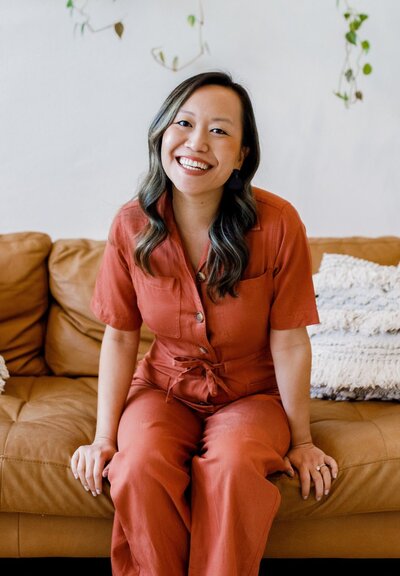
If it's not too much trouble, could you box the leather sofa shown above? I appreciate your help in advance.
[0,231,399,559]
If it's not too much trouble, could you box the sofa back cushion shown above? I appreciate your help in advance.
[0,232,52,375]
[309,236,400,273]
[45,239,155,376]
[45,239,106,376]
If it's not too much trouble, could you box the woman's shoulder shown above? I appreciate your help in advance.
[112,196,147,228]
[252,186,303,227]
[107,196,147,245]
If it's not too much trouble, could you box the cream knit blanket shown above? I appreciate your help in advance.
[0,355,9,394]
[308,253,400,401]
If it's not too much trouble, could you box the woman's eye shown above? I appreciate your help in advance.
[176,120,191,127]
[211,128,227,135]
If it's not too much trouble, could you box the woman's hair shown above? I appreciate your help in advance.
[134,70,261,300]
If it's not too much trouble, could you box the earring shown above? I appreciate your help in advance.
[227,169,243,192]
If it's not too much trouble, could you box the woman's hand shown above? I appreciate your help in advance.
[284,442,338,501]
[70,436,117,497]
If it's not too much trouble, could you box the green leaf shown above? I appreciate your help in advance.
[158,51,165,64]
[66,0,73,8]
[361,40,370,52]
[350,20,361,31]
[359,14,369,22]
[187,14,196,27]
[345,68,354,82]
[355,91,363,100]
[172,56,179,71]
[114,22,124,38]
[345,31,357,45]
[344,12,351,20]
[363,63,372,75]
[334,92,349,101]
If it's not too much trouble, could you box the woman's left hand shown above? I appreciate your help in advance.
[283,442,338,501]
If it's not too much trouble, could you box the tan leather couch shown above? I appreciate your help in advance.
[0,232,399,559]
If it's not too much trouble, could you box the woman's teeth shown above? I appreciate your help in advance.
[178,157,210,171]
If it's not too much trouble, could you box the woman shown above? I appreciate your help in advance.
[71,70,338,576]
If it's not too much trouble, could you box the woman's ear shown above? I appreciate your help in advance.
[238,146,250,168]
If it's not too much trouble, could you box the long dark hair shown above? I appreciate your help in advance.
[134,71,261,299]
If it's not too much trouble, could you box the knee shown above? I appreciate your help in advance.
[203,432,255,473]
[110,434,186,490]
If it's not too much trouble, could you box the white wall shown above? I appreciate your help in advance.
[1,0,399,240]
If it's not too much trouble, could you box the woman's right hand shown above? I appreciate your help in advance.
[70,437,117,497]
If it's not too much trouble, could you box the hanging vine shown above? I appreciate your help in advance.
[66,0,124,38]
[151,1,208,72]
[335,0,373,107]
[65,1,373,106]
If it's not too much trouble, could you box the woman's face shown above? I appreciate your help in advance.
[161,84,247,200]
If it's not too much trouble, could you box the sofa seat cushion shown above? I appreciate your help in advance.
[273,398,400,520]
[0,376,114,519]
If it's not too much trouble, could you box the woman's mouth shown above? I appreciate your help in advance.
[177,157,212,172]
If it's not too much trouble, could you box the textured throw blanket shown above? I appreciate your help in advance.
[0,355,9,394]
[308,253,400,401]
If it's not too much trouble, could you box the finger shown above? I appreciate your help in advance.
[75,451,91,493]
[299,468,312,500]
[326,457,339,479]
[319,464,332,495]
[93,459,106,495]
[76,450,90,492]
[310,468,324,501]
[283,456,295,477]
[70,451,79,479]
[84,460,97,497]
[102,464,110,478]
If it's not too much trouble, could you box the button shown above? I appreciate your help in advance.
[199,346,208,354]
[195,311,204,323]
[196,271,206,283]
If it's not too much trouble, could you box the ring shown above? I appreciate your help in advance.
[316,464,327,471]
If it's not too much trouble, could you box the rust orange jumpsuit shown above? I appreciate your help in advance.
[91,187,319,576]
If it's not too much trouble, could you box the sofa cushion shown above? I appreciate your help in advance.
[0,232,52,376]
[0,376,114,518]
[272,398,400,519]
[45,238,154,376]
[45,239,106,376]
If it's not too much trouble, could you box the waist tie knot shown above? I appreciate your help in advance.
[166,357,234,402]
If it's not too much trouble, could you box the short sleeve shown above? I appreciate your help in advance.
[91,211,142,331]
[269,203,319,330]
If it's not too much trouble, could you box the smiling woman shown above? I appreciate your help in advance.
[70,70,337,576]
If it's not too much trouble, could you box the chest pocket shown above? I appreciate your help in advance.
[136,275,181,339]
[219,269,273,343]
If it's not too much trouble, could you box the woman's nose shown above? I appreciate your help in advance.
[185,128,209,152]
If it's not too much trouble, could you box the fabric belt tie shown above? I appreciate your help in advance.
[166,357,235,402]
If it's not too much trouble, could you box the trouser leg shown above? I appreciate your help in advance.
[108,386,203,576]
[189,394,290,576]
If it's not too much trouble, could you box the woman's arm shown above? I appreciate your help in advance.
[270,326,338,500]
[71,324,140,496]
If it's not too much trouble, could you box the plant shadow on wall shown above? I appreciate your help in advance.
[65,0,373,106]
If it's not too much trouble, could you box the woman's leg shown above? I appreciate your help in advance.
[108,386,203,576]
[189,394,290,576]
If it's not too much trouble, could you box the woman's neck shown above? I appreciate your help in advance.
[171,186,222,232]
[171,186,222,270]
